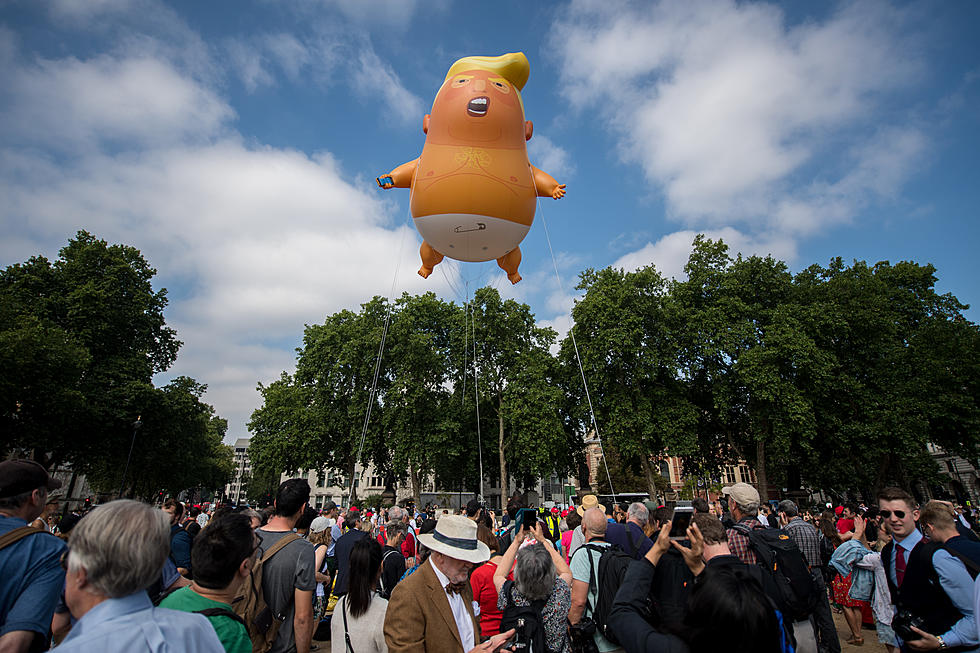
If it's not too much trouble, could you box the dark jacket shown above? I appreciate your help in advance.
[608,557,690,653]
[333,529,368,596]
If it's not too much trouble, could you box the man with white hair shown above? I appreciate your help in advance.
[388,505,417,567]
[55,500,223,651]
[384,515,515,653]
[605,502,653,560]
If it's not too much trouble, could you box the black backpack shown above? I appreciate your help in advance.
[499,580,554,653]
[648,547,694,631]
[732,523,819,622]
[582,542,634,645]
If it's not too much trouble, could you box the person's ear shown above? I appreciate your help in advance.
[240,556,253,578]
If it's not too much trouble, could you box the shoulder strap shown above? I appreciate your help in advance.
[731,522,751,536]
[0,526,46,550]
[583,545,597,617]
[379,549,398,593]
[941,544,980,578]
[342,596,355,653]
[195,607,247,628]
[260,532,302,562]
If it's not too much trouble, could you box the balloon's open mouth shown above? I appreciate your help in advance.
[467,96,489,117]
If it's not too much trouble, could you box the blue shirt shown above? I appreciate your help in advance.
[890,528,978,648]
[0,515,66,640]
[54,591,224,652]
[328,523,342,556]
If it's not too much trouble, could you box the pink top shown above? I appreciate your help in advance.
[561,530,574,563]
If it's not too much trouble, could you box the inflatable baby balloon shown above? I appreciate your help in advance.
[377,52,565,284]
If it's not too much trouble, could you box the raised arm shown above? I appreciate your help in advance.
[530,165,566,199]
[493,524,525,595]
[377,159,419,189]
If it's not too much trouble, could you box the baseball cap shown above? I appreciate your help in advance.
[310,516,331,533]
[0,460,62,499]
[721,482,760,506]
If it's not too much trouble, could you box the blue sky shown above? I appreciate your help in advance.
[2,0,978,442]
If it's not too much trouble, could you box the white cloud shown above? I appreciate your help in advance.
[0,39,446,438]
[611,228,798,280]
[352,47,425,126]
[0,54,233,151]
[549,0,923,234]
[528,135,576,180]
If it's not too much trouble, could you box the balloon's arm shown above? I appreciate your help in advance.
[531,165,566,200]
[377,159,418,189]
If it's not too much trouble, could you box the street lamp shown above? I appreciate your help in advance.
[118,416,142,499]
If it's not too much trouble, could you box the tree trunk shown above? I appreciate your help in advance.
[755,439,769,500]
[640,455,659,503]
[498,394,508,510]
[347,457,358,505]
[62,471,78,519]
[409,457,422,508]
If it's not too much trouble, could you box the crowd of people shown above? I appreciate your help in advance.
[3,457,980,653]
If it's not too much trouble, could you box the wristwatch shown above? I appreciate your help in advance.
[937,635,948,649]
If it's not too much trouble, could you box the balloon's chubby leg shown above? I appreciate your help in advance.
[497,247,522,284]
[418,241,445,279]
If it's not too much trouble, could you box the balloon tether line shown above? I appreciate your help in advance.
[348,213,409,508]
[464,280,485,502]
[537,199,617,504]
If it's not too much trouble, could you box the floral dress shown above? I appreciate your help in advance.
[497,577,572,653]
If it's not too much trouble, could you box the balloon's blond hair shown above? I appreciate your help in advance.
[445,52,530,91]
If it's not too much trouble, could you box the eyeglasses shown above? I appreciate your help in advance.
[879,509,906,519]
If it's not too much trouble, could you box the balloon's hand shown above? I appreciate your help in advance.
[377,175,395,189]
[551,184,566,199]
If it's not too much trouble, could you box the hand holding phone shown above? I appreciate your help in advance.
[669,505,694,540]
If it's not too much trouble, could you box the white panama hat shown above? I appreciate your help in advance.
[417,515,490,564]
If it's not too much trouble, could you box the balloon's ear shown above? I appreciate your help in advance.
[423,115,430,134]
[525,120,533,141]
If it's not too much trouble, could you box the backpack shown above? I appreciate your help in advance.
[499,580,554,653]
[731,523,819,622]
[377,549,399,598]
[582,542,634,645]
[647,547,694,631]
[232,532,302,653]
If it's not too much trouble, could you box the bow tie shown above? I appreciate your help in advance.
[445,581,467,595]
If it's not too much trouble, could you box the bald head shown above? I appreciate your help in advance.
[583,507,607,540]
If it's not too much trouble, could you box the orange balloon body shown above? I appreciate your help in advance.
[379,53,564,283]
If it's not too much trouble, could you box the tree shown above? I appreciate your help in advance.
[469,287,572,507]
[561,265,697,498]
[1,232,230,497]
[249,297,393,503]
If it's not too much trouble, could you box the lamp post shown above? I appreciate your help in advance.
[118,416,142,499]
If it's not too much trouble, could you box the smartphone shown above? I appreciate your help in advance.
[377,175,393,187]
[516,508,537,531]
[669,503,694,540]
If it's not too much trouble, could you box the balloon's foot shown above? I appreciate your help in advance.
[508,273,522,284]
[418,267,432,279]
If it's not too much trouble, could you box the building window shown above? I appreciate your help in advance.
[738,465,750,484]
[724,467,737,484]
[317,471,325,488]
[369,476,383,488]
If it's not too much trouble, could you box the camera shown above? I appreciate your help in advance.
[892,610,928,641]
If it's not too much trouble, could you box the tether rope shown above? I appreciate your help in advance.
[537,199,617,503]
[348,217,409,507]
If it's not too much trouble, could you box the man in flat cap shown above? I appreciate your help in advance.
[0,459,67,653]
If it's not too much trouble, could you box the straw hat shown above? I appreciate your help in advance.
[417,515,490,564]
[576,494,602,517]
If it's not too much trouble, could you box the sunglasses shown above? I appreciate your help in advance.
[879,509,907,519]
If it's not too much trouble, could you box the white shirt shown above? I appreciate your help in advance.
[430,558,475,651]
